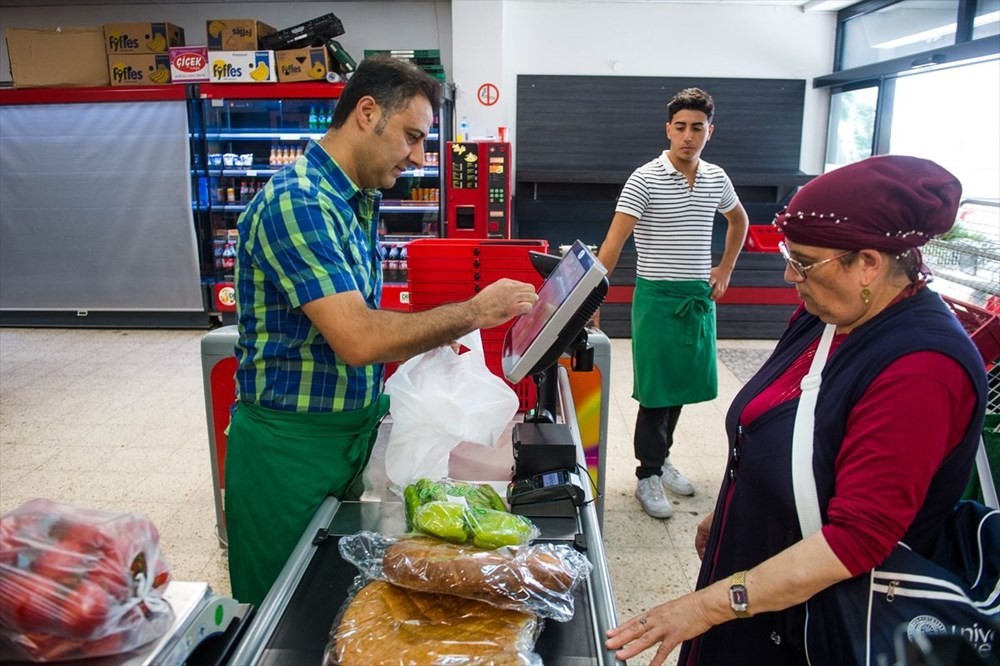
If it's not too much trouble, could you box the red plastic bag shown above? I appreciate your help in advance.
[0,499,174,662]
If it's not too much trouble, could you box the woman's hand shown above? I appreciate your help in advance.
[605,593,715,665]
[695,511,713,560]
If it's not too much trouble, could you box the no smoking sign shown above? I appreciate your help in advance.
[477,83,499,106]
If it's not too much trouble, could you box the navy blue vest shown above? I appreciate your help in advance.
[681,288,987,665]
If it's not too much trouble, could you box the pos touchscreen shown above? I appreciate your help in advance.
[502,240,608,384]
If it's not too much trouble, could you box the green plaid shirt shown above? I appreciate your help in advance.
[234,140,383,412]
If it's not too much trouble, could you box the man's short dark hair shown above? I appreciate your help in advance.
[330,55,441,129]
[667,88,715,124]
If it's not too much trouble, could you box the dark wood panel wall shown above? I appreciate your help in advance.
[513,74,813,339]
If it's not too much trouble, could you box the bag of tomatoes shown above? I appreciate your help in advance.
[0,499,174,662]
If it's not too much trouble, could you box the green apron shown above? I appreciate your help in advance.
[224,393,390,607]
[631,277,718,407]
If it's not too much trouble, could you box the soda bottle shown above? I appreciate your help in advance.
[240,181,249,203]
[226,184,236,204]
[386,244,401,282]
[398,244,408,282]
[308,106,318,130]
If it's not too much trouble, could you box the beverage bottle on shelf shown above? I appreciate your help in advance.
[386,244,401,282]
[269,145,276,166]
[226,184,236,204]
[308,106,318,130]
[458,116,469,142]
[398,244,408,282]
[240,181,249,203]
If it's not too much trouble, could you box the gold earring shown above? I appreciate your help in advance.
[861,287,872,304]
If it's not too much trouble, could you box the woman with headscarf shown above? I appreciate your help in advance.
[605,155,989,665]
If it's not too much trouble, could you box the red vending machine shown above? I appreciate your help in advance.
[445,141,511,239]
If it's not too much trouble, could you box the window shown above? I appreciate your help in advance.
[889,58,1000,201]
[840,0,961,70]
[974,0,1000,40]
[824,85,878,172]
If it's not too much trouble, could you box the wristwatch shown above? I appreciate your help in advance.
[729,570,752,618]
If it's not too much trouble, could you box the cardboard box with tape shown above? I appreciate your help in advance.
[6,27,110,88]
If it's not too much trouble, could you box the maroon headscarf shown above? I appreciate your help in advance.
[773,155,962,254]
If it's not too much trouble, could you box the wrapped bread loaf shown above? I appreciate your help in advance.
[339,533,593,622]
[327,580,539,666]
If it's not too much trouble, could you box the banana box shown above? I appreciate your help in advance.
[206,19,276,51]
[107,53,172,86]
[275,47,334,83]
[208,50,276,83]
[169,46,209,83]
[103,22,184,54]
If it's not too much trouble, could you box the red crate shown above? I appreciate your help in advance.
[744,225,783,252]
[943,295,1000,366]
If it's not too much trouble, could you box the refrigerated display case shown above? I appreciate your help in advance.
[188,82,453,319]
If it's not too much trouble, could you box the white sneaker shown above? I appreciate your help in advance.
[661,458,695,496]
[635,476,674,518]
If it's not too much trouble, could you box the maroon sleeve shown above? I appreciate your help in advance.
[821,351,977,576]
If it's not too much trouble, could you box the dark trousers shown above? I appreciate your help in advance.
[634,404,682,479]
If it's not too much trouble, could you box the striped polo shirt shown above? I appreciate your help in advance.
[616,151,739,281]
[234,140,383,412]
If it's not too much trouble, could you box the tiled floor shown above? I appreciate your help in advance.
[0,326,775,666]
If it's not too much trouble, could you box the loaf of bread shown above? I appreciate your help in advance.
[380,536,592,622]
[328,580,538,666]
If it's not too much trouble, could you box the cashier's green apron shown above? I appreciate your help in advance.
[224,394,390,608]
[631,277,717,407]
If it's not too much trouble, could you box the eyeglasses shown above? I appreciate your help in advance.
[778,241,854,281]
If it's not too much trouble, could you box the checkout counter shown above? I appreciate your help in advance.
[201,240,623,664]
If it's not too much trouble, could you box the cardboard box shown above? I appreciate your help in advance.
[275,46,333,83]
[6,27,110,88]
[169,46,209,83]
[103,22,184,54]
[107,53,172,86]
[206,19,276,51]
[208,50,276,83]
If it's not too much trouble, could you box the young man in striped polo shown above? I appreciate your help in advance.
[597,88,749,519]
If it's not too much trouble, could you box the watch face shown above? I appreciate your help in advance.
[730,584,748,611]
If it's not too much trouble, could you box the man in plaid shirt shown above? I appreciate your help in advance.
[225,56,538,606]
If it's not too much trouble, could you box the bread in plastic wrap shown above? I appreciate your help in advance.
[0,498,173,662]
[325,580,541,666]
[339,532,593,622]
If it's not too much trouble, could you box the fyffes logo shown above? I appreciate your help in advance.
[173,53,207,72]
[108,32,140,52]
[281,63,303,76]
[907,616,995,658]
[111,63,144,83]
[212,60,241,78]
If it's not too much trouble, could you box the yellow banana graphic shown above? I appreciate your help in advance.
[249,62,270,81]
[208,21,227,38]
[146,34,166,52]
[148,65,170,84]
[307,61,326,80]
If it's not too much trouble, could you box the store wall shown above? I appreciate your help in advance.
[0,1,453,84]
[452,0,837,175]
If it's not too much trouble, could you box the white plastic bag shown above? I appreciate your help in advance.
[384,331,519,487]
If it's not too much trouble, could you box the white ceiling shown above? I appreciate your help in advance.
[0,0,859,9]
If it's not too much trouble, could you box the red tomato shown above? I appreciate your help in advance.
[60,579,109,639]
[152,556,171,589]
[84,560,133,604]
[79,628,124,658]
[19,631,82,661]
[58,523,114,559]
[7,571,67,634]
[32,541,95,587]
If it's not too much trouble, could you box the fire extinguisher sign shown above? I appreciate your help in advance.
[477,83,499,106]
